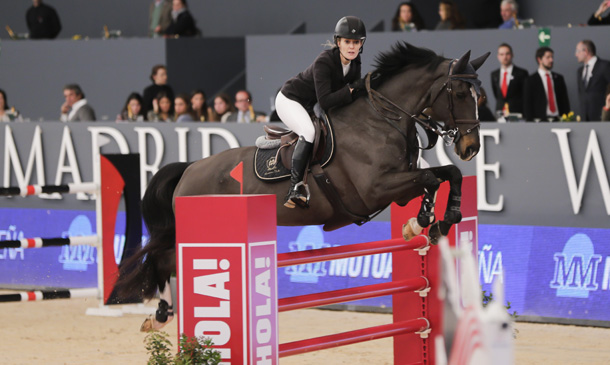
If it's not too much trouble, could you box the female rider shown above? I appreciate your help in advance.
[276,16,366,208]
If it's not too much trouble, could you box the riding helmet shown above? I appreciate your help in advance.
[334,16,366,52]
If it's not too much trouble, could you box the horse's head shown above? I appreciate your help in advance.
[426,51,490,161]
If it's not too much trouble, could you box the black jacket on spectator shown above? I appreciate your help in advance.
[490,65,528,114]
[26,2,61,39]
[142,84,175,116]
[523,71,570,121]
[164,11,198,37]
[577,58,610,121]
[588,12,610,25]
[281,47,361,111]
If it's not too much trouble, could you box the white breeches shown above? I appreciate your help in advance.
[275,91,315,143]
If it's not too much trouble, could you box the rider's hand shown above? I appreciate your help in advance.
[595,0,610,17]
[349,79,365,92]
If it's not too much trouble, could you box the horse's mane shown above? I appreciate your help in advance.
[372,42,447,86]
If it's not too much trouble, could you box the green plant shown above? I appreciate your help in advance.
[481,290,516,318]
[145,331,222,365]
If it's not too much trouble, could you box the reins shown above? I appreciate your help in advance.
[364,60,481,147]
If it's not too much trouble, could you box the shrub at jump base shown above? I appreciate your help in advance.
[145,331,221,365]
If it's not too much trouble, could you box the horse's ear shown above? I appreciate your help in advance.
[470,52,491,71]
[452,51,471,74]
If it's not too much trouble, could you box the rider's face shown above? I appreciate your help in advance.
[338,38,362,64]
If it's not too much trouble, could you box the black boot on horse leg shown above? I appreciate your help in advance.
[402,183,439,241]
[428,165,463,244]
[284,136,313,209]
[140,280,174,332]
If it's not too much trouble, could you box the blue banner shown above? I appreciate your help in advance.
[4,208,610,323]
[0,208,129,288]
[479,225,610,322]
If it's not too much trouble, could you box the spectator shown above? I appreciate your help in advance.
[498,0,521,29]
[174,93,196,122]
[602,85,610,121]
[434,0,466,30]
[588,0,610,25]
[149,0,172,38]
[490,43,528,115]
[478,88,496,122]
[523,47,570,122]
[60,84,96,122]
[0,89,23,122]
[164,0,198,38]
[26,0,61,39]
[391,2,425,31]
[142,64,174,116]
[470,0,502,29]
[575,40,610,121]
[117,92,145,122]
[147,92,173,121]
[211,93,234,122]
[191,90,212,121]
[224,90,267,123]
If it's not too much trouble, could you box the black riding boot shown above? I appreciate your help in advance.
[284,136,313,208]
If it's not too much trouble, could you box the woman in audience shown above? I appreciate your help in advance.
[174,93,196,122]
[191,89,212,121]
[164,0,199,37]
[147,92,173,122]
[391,2,425,31]
[142,64,174,116]
[0,89,23,122]
[435,0,466,30]
[211,93,234,122]
[117,92,145,121]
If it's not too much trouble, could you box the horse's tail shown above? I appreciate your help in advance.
[116,162,191,300]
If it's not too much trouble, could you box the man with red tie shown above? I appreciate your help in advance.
[490,43,528,115]
[523,47,570,122]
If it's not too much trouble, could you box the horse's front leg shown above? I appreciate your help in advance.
[402,165,463,244]
[427,165,463,244]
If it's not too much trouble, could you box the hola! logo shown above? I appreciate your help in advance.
[550,233,602,298]
[181,244,245,364]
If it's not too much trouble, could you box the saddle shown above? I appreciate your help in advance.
[254,113,334,181]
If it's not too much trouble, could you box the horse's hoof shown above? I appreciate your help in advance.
[428,222,442,245]
[140,313,174,332]
[402,217,422,241]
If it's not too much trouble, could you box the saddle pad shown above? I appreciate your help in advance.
[254,116,335,181]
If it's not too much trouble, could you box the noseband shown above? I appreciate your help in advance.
[364,60,480,148]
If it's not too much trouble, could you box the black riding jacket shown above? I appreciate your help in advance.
[281,47,361,111]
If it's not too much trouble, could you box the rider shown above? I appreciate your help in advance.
[276,16,367,208]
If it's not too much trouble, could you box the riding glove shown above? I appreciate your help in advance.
[349,78,365,91]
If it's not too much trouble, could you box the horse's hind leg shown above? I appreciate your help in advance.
[140,280,174,332]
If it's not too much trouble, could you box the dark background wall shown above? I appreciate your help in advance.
[0,0,603,39]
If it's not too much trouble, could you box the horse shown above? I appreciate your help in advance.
[116,42,490,330]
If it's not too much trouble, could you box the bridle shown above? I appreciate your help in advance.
[364,59,480,148]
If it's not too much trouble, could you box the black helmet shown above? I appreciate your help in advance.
[334,16,366,46]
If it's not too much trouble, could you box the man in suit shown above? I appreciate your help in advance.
[575,40,610,121]
[60,84,96,122]
[148,0,172,38]
[225,90,266,123]
[490,43,528,115]
[523,47,570,122]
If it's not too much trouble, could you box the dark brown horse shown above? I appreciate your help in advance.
[117,42,489,317]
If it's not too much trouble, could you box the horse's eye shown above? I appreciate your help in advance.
[455,92,467,99]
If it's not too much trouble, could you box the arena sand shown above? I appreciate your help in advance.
[1,296,609,364]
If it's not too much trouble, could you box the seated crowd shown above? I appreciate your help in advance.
[2,0,610,123]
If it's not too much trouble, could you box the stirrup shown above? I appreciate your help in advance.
[284,182,310,208]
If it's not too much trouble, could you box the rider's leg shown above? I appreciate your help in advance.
[275,92,315,208]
